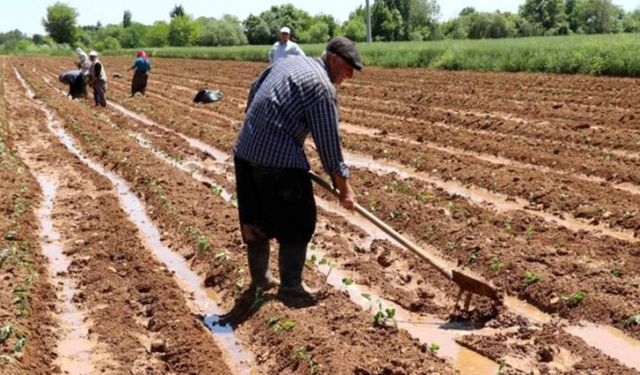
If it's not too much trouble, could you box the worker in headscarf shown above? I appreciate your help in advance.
[130,50,152,97]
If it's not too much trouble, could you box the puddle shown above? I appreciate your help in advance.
[36,175,95,375]
[566,322,640,371]
[16,69,255,374]
[308,244,498,374]
[344,151,639,243]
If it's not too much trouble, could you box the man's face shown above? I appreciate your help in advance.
[279,32,290,44]
[328,54,354,86]
[89,56,96,62]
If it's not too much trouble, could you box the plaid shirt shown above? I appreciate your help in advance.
[234,56,349,177]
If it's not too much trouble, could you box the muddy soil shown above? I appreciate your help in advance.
[11,56,640,374]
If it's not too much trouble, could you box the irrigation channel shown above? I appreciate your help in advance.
[2,56,640,374]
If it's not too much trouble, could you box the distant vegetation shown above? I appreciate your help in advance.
[4,0,640,76]
[107,33,640,77]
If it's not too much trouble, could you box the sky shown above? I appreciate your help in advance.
[1,0,640,36]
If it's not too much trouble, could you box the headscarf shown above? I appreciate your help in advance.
[136,50,148,61]
[76,47,88,63]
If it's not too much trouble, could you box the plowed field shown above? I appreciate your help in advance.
[1,56,640,374]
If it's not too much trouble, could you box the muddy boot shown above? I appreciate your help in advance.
[277,242,319,301]
[247,241,278,291]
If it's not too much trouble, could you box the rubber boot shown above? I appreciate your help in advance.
[277,241,318,300]
[247,240,277,291]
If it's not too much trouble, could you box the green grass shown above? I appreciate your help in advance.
[105,33,640,77]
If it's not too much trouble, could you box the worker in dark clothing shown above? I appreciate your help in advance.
[59,70,87,99]
[232,37,362,304]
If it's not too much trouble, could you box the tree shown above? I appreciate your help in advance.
[42,2,78,44]
[623,9,640,32]
[170,5,186,18]
[123,10,132,28]
[142,21,169,47]
[197,15,247,46]
[243,5,313,44]
[119,23,147,48]
[459,7,476,16]
[519,0,569,34]
[307,21,330,43]
[95,36,120,51]
[576,0,623,33]
[343,17,367,42]
[168,15,199,46]
[372,1,403,40]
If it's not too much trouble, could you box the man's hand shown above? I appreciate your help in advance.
[332,173,356,211]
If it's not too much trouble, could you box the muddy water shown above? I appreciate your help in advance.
[16,69,255,374]
[36,175,95,374]
[343,151,639,243]
[567,323,640,371]
[308,243,498,374]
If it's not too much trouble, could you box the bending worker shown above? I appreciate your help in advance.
[234,37,362,300]
[268,26,305,63]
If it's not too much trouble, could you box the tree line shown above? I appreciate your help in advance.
[2,0,639,53]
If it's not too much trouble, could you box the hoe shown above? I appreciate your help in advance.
[309,171,503,311]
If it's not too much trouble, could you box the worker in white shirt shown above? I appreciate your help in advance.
[268,27,305,64]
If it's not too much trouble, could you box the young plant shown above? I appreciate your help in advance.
[373,306,397,328]
[293,346,320,374]
[197,236,210,253]
[611,268,623,278]
[342,277,354,287]
[0,325,14,344]
[488,258,504,273]
[623,314,640,328]
[429,343,440,354]
[211,185,223,196]
[523,271,542,286]
[319,258,334,281]
[561,291,586,306]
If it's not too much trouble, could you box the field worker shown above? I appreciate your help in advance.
[88,51,107,107]
[130,50,152,97]
[75,47,91,75]
[268,26,305,64]
[59,70,87,99]
[234,37,362,302]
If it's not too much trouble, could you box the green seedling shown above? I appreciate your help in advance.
[562,291,586,306]
[342,277,354,286]
[373,306,397,328]
[611,269,623,278]
[13,332,26,352]
[489,258,504,273]
[0,248,9,270]
[306,254,318,267]
[497,359,507,375]
[0,325,14,344]
[275,320,296,332]
[197,236,210,253]
[523,271,542,286]
[429,343,440,354]
[319,258,334,281]
[266,316,279,328]
[211,185,223,196]
[6,231,16,240]
[416,192,432,203]
[293,346,320,375]
[0,354,12,364]
[623,314,640,327]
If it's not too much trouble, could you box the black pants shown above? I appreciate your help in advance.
[234,156,316,244]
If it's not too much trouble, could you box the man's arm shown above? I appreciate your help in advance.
[306,95,355,210]
[293,43,306,57]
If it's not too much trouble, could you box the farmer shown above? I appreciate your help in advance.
[130,50,151,97]
[268,26,305,64]
[234,37,362,303]
[88,51,107,107]
[59,70,87,99]
[75,47,91,75]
